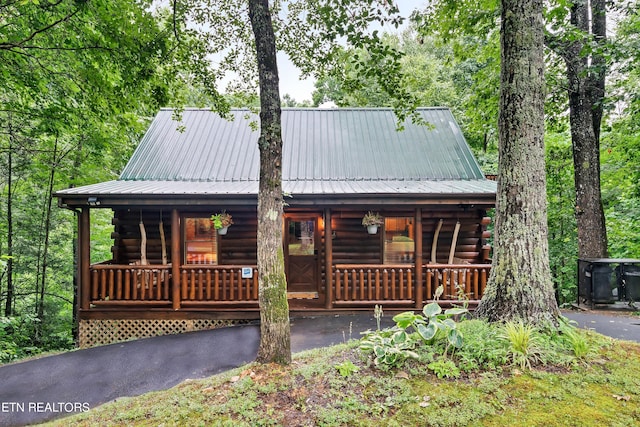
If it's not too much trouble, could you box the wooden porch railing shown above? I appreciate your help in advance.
[333,264,414,305]
[90,264,172,305]
[425,264,491,301]
[180,265,259,304]
[88,264,259,306]
[332,263,491,306]
[87,263,490,309]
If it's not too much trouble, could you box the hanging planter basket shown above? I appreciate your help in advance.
[362,211,383,234]
[211,211,233,235]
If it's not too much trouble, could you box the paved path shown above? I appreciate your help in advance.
[563,310,640,342]
[0,311,638,426]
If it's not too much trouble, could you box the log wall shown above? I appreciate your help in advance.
[109,206,490,272]
[421,209,491,264]
[330,208,490,266]
[112,209,173,265]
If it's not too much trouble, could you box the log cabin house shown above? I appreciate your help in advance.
[55,108,496,347]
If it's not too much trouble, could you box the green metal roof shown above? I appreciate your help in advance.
[56,108,496,203]
[121,108,486,182]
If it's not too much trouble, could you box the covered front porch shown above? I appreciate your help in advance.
[77,207,492,317]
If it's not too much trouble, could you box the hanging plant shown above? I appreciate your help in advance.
[362,211,383,227]
[362,211,383,234]
[211,211,234,235]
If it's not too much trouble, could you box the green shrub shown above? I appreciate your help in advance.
[455,319,508,372]
[428,358,461,379]
[359,327,420,369]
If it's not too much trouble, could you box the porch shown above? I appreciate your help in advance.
[84,262,490,313]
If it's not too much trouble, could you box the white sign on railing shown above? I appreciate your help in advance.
[241,267,253,279]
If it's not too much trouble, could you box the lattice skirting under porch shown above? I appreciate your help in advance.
[79,318,250,348]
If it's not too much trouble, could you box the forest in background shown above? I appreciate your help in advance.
[1,0,639,361]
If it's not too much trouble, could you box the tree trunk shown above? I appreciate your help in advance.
[475,0,560,324]
[4,119,14,317]
[590,0,606,143]
[248,0,291,365]
[69,140,84,343]
[35,136,59,343]
[564,0,608,259]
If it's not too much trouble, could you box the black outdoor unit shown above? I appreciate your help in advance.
[578,258,640,307]
[578,259,616,305]
[590,264,616,303]
[624,265,640,302]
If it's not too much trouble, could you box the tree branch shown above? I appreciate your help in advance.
[0,7,80,51]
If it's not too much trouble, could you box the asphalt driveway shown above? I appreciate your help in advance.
[563,309,640,342]
[0,310,638,426]
[0,313,392,427]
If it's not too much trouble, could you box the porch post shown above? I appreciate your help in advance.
[324,208,333,309]
[414,208,423,309]
[80,207,90,311]
[171,209,181,310]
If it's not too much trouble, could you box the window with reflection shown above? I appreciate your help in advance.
[287,219,315,256]
[184,217,218,264]
[384,217,415,264]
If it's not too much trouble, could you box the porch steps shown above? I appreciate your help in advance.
[287,292,319,299]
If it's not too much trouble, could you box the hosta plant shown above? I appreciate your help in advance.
[360,301,468,369]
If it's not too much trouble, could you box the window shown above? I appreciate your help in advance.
[184,217,217,264]
[384,217,415,264]
[287,219,315,256]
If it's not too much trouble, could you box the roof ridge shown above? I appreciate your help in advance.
[158,107,451,112]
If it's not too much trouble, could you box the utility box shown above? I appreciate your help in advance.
[624,265,640,301]
[577,258,640,307]
[590,264,615,303]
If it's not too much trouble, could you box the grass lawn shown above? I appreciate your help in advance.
[46,315,640,427]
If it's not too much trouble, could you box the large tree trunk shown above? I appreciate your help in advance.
[564,0,608,260]
[590,0,606,143]
[249,0,291,365]
[475,0,560,324]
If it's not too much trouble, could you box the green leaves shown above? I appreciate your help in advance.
[392,311,420,329]
[416,322,437,341]
[362,302,469,370]
[422,302,442,317]
[360,327,420,369]
[0,0,178,357]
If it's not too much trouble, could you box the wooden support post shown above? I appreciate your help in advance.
[324,208,333,309]
[171,209,181,310]
[80,207,91,311]
[415,208,423,309]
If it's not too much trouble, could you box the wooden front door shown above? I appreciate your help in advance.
[285,215,319,295]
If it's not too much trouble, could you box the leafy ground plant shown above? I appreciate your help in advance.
[360,302,467,369]
[359,327,420,369]
[454,319,509,372]
[427,358,461,379]
[499,320,543,370]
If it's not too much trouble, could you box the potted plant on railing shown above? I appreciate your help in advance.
[211,211,233,235]
[362,211,383,234]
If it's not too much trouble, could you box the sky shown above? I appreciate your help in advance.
[277,0,428,103]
